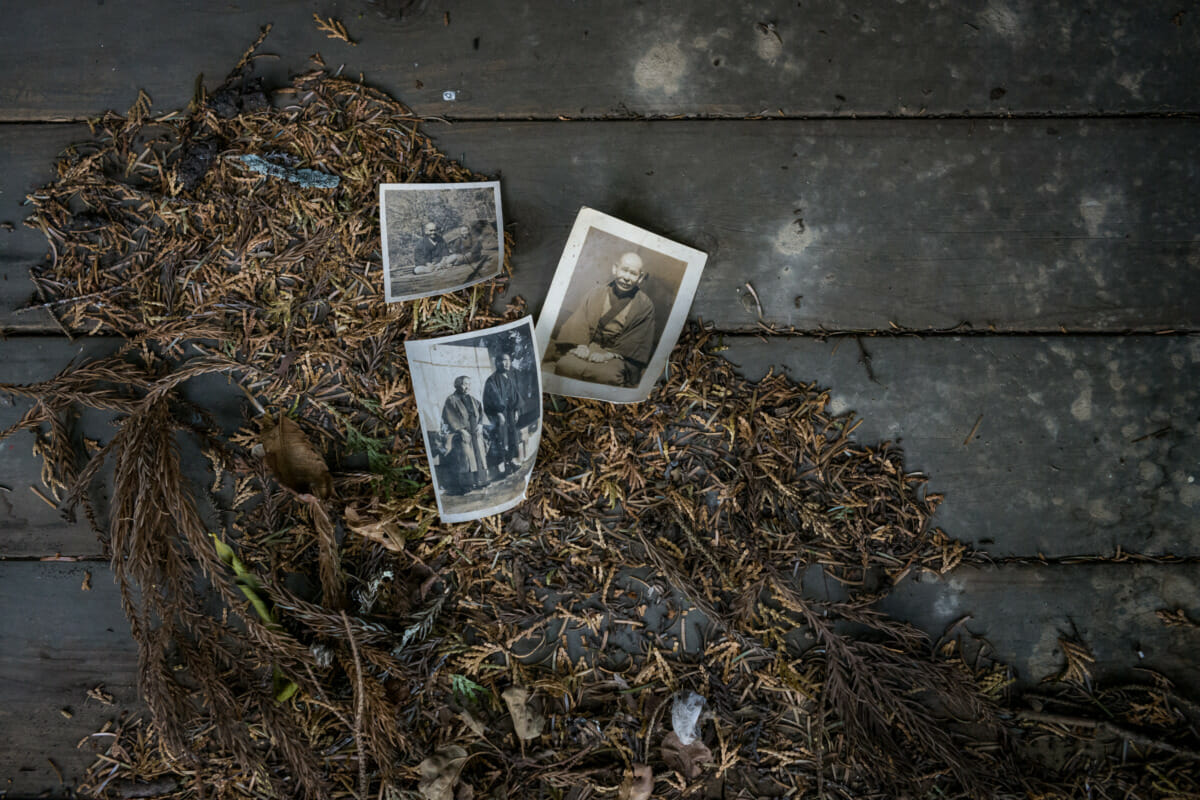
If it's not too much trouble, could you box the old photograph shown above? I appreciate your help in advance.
[405,317,541,522]
[380,181,503,302]
[536,207,708,403]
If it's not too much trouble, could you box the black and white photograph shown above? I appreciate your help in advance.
[380,181,503,302]
[536,207,708,403]
[405,317,541,522]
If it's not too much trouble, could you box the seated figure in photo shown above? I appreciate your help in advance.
[440,375,488,492]
[483,353,522,474]
[446,219,498,266]
[413,221,467,274]
[552,252,656,387]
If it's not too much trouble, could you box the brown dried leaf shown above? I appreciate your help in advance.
[259,415,333,498]
[661,731,712,780]
[459,709,487,737]
[344,506,406,552]
[617,764,653,800]
[500,687,544,740]
[418,745,468,800]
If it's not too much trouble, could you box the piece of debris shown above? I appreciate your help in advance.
[500,687,545,740]
[313,13,357,45]
[234,154,340,189]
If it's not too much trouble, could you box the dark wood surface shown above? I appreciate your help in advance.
[3,121,1199,334]
[0,338,117,559]
[1,1,1198,795]
[0,562,140,797]
[2,0,1198,121]
[725,334,1200,557]
[880,562,1200,695]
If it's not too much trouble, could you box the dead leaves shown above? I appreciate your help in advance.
[501,687,545,740]
[1157,608,1199,628]
[1056,638,1096,686]
[661,731,712,780]
[258,415,333,498]
[312,13,356,45]
[617,764,653,800]
[418,746,469,800]
[345,506,406,552]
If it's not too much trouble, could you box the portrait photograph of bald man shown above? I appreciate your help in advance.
[537,208,708,403]
[380,181,503,303]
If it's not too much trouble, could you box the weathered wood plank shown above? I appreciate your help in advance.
[724,334,1200,557]
[450,120,1200,333]
[3,120,1198,334]
[0,562,139,798]
[0,338,122,559]
[0,125,90,333]
[2,0,1198,121]
[4,559,1196,797]
[2,334,1196,559]
[881,563,1200,696]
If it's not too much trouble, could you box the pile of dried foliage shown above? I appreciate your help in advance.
[5,32,1200,800]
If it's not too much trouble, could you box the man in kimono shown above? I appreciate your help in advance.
[552,251,656,387]
[483,353,522,474]
[441,375,487,492]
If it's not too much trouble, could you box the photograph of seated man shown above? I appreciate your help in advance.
[551,252,656,388]
[413,220,452,272]
[537,208,707,404]
[380,181,503,302]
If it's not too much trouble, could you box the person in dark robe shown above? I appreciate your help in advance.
[413,221,451,274]
[440,375,487,492]
[483,353,522,473]
[551,251,656,387]
[446,219,500,277]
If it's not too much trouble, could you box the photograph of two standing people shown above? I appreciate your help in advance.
[405,319,541,522]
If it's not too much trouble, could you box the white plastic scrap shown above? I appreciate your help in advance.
[670,690,706,745]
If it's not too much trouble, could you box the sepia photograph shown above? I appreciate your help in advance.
[405,317,541,522]
[536,207,708,403]
[380,181,503,302]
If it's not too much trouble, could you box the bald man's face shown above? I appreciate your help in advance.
[612,258,647,293]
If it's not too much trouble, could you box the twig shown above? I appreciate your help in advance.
[1017,710,1200,761]
[963,414,983,447]
[341,612,369,800]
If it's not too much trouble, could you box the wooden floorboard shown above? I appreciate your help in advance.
[0,562,140,798]
[2,334,1196,559]
[0,338,120,559]
[0,125,85,333]
[3,120,1198,334]
[880,562,1200,696]
[2,1,1198,121]
[724,334,1200,557]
